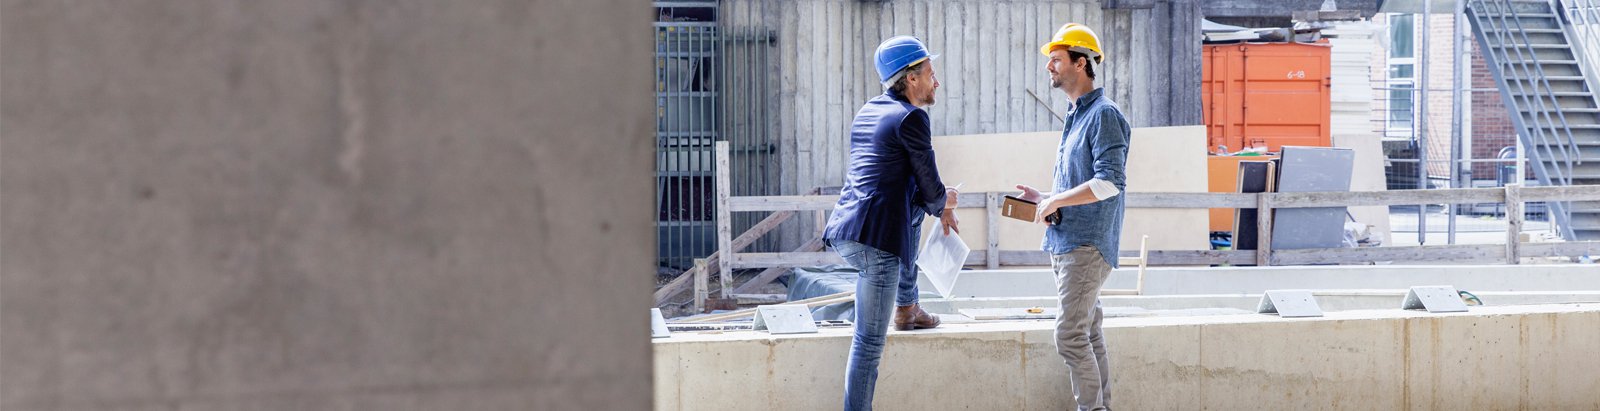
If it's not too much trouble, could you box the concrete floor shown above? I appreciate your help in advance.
[656,263,1600,409]
[655,303,1600,410]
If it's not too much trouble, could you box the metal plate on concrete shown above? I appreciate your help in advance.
[1257,289,1323,317]
[1402,285,1469,313]
[753,304,819,334]
[651,308,672,338]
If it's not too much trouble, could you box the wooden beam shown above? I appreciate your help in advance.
[1135,249,1255,265]
[716,142,733,299]
[1267,188,1505,208]
[985,249,1254,266]
[1517,185,1600,202]
[679,291,855,323]
[1506,184,1523,265]
[730,251,844,269]
[731,236,825,294]
[728,195,836,211]
[986,192,1001,270]
[693,258,708,314]
[719,187,1586,214]
[1521,241,1600,258]
[728,192,991,212]
[652,205,802,305]
[731,294,787,305]
[1256,193,1273,266]
[1125,192,1255,208]
[1270,244,1505,265]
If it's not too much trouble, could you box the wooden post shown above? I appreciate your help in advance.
[715,142,734,298]
[693,258,709,313]
[1256,192,1274,266]
[814,205,827,238]
[1505,184,1522,265]
[986,192,1001,269]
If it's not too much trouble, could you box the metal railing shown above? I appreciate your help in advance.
[654,1,781,270]
[1565,0,1600,86]
[1466,0,1582,238]
[710,142,1600,268]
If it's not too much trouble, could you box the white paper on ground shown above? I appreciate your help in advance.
[916,221,969,299]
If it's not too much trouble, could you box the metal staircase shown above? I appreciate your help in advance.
[1467,0,1600,240]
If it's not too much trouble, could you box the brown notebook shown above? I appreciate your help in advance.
[1001,195,1040,222]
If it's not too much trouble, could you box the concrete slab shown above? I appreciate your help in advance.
[655,304,1600,410]
[921,290,1600,316]
[940,265,1600,299]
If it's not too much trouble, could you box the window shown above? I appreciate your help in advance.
[1390,14,1414,59]
[1387,80,1415,131]
[1385,14,1418,138]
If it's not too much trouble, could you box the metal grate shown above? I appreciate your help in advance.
[655,1,781,270]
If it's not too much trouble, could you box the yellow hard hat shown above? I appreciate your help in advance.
[1040,23,1104,63]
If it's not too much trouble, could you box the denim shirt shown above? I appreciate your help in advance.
[1042,88,1131,267]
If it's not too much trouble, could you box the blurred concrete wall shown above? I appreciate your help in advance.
[1,1,654,410]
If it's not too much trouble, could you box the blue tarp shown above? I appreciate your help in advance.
[781,266,859,321]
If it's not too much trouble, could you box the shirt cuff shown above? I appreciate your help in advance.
[1087,178,1121,200]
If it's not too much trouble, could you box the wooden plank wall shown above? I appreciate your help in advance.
[720,0,1202,249]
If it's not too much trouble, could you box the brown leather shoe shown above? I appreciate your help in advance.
[893,304,941,331]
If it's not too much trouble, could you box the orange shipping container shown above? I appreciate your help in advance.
[1201,42,1331,154]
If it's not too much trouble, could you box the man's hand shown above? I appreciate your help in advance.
[940,211,961,236]
[940,185,961,235]
[1014,184,1043,203]
[1034,193,1065,225]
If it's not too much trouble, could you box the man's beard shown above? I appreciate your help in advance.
[1050,77,1063,89]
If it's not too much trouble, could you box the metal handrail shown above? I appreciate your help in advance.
[1564,0,1600,88]
[1468,0,1579,239]
[1505,0,1582,163]
[1564,0,1600,147]
[1485,0,1577,166]
[1475,0,1561,170]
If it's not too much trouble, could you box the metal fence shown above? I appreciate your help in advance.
[1568,0,1600,72]
[655,1,780,270]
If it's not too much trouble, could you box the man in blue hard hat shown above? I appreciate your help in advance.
[822,35,959,411]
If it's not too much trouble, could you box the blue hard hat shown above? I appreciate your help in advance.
[874,36,939,84]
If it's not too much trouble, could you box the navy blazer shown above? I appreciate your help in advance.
[823,89,948,262]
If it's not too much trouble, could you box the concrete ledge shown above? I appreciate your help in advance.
[654,304,1600,410]
[920,290,1600,316]
[938,264,1600,298]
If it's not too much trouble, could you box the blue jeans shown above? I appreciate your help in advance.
[831,239,919,411]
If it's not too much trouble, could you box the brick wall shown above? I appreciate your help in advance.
[1471,40,1520,181]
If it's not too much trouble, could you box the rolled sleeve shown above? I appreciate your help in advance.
[1087,178,1121,200]
[899,109,948,217]
[1090,109,1130,189]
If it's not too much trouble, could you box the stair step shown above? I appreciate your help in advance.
[1516,122,1600,128]
[1521,115,1600,123]
[1501,59,1581,66]
[1513,91,1596,97]
[1505,76,1589,82]
[1475,16,1559,22]
[1484,28,1565,34]
[1488,43,1572,49]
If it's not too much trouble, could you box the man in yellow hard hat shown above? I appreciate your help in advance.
[1011,23,1129,411]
